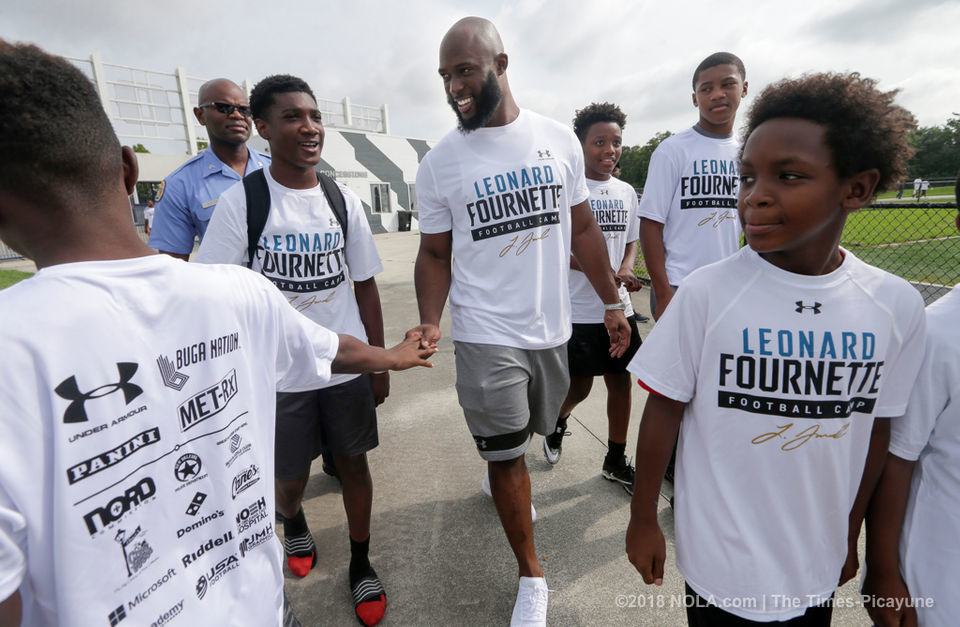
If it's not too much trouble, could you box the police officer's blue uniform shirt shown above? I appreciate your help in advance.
[148,147,270,254]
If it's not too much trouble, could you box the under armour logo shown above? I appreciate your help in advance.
[599,189,610,195]
[795,301,822,314]
[537,150,551,159]
[156,355,189,391]
[474,437,488,450]
[55,363,143,423]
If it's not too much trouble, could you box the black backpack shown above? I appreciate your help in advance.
[242,168,348,269]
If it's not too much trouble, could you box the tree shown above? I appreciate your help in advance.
[618,131,672,190]
[132,143,149,153]
[906,114,960,180]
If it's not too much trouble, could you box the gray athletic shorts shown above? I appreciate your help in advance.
[274,374,378,480]
[454,341,569,462]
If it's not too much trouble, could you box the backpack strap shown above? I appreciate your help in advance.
[317,172,348,243]
[243,169,270,270]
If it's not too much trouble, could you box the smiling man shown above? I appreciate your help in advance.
[413,17,631,626]
[196,75,389,626]
[149,78,270,259]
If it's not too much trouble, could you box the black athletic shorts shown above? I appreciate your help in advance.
[567,315,641,378]
[274,374,378,480]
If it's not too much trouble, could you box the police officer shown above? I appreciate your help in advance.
[149,78,270,259]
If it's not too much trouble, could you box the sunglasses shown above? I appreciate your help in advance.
[199,102,252,117]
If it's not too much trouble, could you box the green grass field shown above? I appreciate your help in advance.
[0,269,32,290]
[847,238,960,286]
[842,206,958,245]
[876,185,953,200]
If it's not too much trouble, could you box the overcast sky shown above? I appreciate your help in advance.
[3,0,958,148]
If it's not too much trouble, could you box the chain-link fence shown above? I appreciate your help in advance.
[634,202,960,305]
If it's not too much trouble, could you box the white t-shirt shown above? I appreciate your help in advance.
[913,178,922,192]
[0,255,338,627]
[890,284,960,626]
[569,177,639,323]
[627,247,926,621]
[637,125,742,285]
[196,168,383,386]
[920,180,930,191]
[417,109,590,349]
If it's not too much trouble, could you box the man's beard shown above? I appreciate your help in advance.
[449,70,503,133]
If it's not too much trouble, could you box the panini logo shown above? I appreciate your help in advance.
[67,427,161,484]
[239,522,274,557]
[195,554,239,599]
[178,369,238,432]
[83,477,157,535]
[231,464,260,499]
[235,496,268,533]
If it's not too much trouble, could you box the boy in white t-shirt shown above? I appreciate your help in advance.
[862,176,960,627]
[543,102,643,494]
[638,52,748,322]
[196,74,390,627]
[0,41,435,627]
[625,73,925,625]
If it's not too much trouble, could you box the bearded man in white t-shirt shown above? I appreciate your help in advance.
[0,41,435,627]
[413,17,631,627]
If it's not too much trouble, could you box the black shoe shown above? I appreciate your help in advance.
[543,416,569,464]
[636,314,651,323]
[602,455,636,495]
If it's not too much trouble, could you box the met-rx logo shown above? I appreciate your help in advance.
[177,369,238,432]
[795,301,822,314]
[55,362,143,424]
[115,525,154,578]
[156,355,189,391]
[195,554,239,599]
[186,492,207,516]
[235,496,268,533]
[83,477,157,535]
[239,522,274,557]
[67,427,161,484]
[231,464,260,499]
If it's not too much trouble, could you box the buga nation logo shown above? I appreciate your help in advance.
[67,427,161,485]
[156,354,189,391]
[55,362,143,423]
[83,477,157,535]
[178,369,238,432]
[231,464,260,499]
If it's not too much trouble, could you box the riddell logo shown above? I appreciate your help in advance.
[231,464,260,499]
[83,477,157,535]
[55,362,143,423]
[182,530,234,568]
[67,427,161,485]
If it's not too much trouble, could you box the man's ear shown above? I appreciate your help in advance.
[495,52,508,75]
[691,92,698,108]
[254,117,270,140]
[741,80,749,98]
[121,146,139,196]
[842,168,881,211]
[193,106,205,126]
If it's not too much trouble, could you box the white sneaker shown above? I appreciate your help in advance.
[481,470,537,523]
[510,576,548,626]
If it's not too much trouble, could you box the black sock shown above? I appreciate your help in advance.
[554,415,568,435]
[606,440,626,464]
[283,508,309,537]
[350,536,372,586]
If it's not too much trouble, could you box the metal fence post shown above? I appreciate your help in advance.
[176,66,197,156]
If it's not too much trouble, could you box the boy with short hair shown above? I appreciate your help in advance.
[637,52,748,321]
[544,102,643,494]
[0,41,434,627]
[625,72,925,625]
[861,172,960,626]
[196,74,390,626]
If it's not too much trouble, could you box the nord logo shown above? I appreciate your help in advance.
[178,370,238,432]
[83,477,157,534]
[67,427,161,485]
[55,362,143,424]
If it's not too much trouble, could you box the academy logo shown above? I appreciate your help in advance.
[235,496,268,534]
[177,369,238,432]
[83,477,157,535]
[156,355,189,391]
[231,464,260,499]
[152,600,184,626]
[67,427,161,485]
[115,525,154,578]
[239,522,274,558]
[55,362,143,424]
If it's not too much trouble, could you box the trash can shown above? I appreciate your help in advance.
[398,210,412,232]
